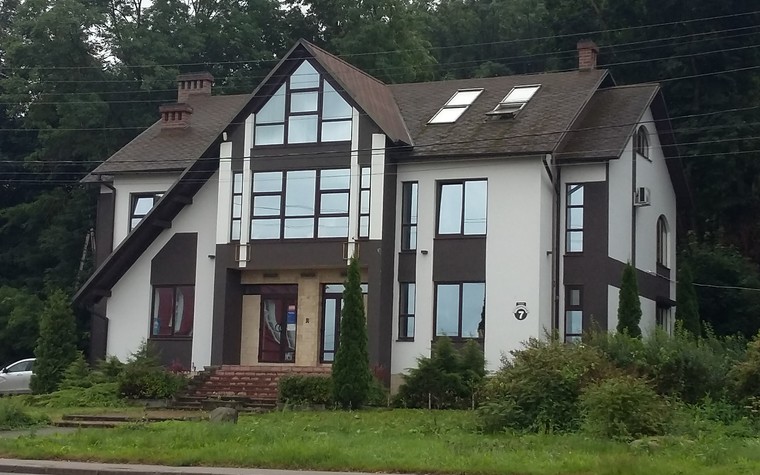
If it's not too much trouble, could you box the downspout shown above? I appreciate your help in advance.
[543,154,561,335]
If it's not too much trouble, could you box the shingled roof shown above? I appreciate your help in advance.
[85,93,250,179]
[556,84,660,161]
[388,69,608,157]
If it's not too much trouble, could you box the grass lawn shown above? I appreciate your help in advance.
[0,409,758,475]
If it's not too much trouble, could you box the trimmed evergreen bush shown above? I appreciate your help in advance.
[117,342,187,399]
[332,257,372,409]
[30,290,79,394]
[581,375,669,439]
[59,352,92,389]
[395,337,485,409]
[278,375,333,405]
[617,263,642,338]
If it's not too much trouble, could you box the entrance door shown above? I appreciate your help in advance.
[258,286,298,363]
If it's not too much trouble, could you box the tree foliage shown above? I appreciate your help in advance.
[332,257,371,409]
[30,290,79,394]
[617,263,642,338]
[676,263,701,336]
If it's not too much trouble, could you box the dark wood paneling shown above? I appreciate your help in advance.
[251,144,351,171]
[211,244,238,365]
[95,192,114,267]
[397,252,416,282]
[433,238,486,282]
[247,241,346,270]
[150,233,197,286]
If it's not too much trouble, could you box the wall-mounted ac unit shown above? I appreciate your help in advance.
[634,187,651,207]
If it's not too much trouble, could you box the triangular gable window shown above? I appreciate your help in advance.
[487,85,540,117]
[428,89,483,124]
[254,60,353,146]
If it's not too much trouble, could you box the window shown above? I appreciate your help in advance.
[435,282,485,339]
[428,88,484,124]
[657,215,669,268]
[251,169,350,240]
[231,172,243,240]
[359,167,371,238]
[130,193,162,231]
[399,283,415,340]
[635,126,649,159]
[321,283,369,362]
[566,184,584,252]
[401,182,418,250]
[254,61,352,145]
[5,360,33,373]
[151,286,194,337]
[437,180,487,236]
[656,305,671,332]
[565,286,583,343]
[487,85,540,116]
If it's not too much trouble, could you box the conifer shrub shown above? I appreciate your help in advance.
[478,338,614,433]
[117,342,187,399]
[395,337,486,409]
[729,332,760,406]
[59,352,92,389]
[581,375,669,439]
[332,257,372,409]
[617,263,642,338]
[30,290,79,394]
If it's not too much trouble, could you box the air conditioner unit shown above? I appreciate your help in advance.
[634,187,651,207]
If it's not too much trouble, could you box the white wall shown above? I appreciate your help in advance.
[608,141,634,264]
[112,173,180,248]
[105,172,219,368]
[391,156,553,375]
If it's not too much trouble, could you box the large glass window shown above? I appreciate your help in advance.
[231,172,243,240]
[321,283,369,363]
[437,180,487,236]
[151,286,194,337]
[130,193,162,231]
[636,126,649,159]
[359,167,371,238]
[657,215,669,268]
[435,282,485,339]
[251,169,350,240]
[564,286,582,343]
[401,182,418,250]
[398,283,415,340]
[253,61,352,146]
[566,184,584,252]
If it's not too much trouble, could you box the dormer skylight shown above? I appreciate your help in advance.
[487,85,540,117]
[428,88,484,124]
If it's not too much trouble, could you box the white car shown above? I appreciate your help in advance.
[0,358,35,395]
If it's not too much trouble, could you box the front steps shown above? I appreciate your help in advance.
[171,365,331,411]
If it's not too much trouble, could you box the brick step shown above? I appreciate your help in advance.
[61,414,202,422]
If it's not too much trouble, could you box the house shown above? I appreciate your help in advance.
[74,39,689,390]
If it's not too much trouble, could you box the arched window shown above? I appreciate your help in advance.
[636,126,649,159]
[656,215,668,268]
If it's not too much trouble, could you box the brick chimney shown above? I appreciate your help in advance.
[577,40,599,70]
[159,103,193,129]
[176,72,214,103]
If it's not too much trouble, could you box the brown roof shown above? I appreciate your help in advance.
[301,41,412,145]
[388,69,608,157]
[557,84,660,160]
[86,93,250,179]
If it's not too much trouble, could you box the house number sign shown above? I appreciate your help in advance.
[513,302,529,321]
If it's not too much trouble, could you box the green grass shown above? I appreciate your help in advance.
[0,409,758,474]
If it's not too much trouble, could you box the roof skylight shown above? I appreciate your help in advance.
[428,88,484,124]
[487,85,540,116]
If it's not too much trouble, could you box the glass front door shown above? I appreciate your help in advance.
[258,286,298,363]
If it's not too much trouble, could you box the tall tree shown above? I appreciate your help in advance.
[332,257,371,409]
[30,290,79,394]
[676,263,701,336]
[617,263,642,338]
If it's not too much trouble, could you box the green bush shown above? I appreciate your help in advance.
[478,338,613,433]
[30,290,79,394]
[588,329,744,403]
[278,375,333,405]
[117,342,187,399]
[59,352,92,389]
[395,337,485,409]
[24,382,123,408]
[92,356,125,383]
[729,332,760,404]
[581,375,669,439]
[0,399,49,430]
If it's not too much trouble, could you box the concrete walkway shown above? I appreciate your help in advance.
[0,459,406,475]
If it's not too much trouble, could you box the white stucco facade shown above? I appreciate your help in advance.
[104,171,219,368]
[112,173,180,248]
